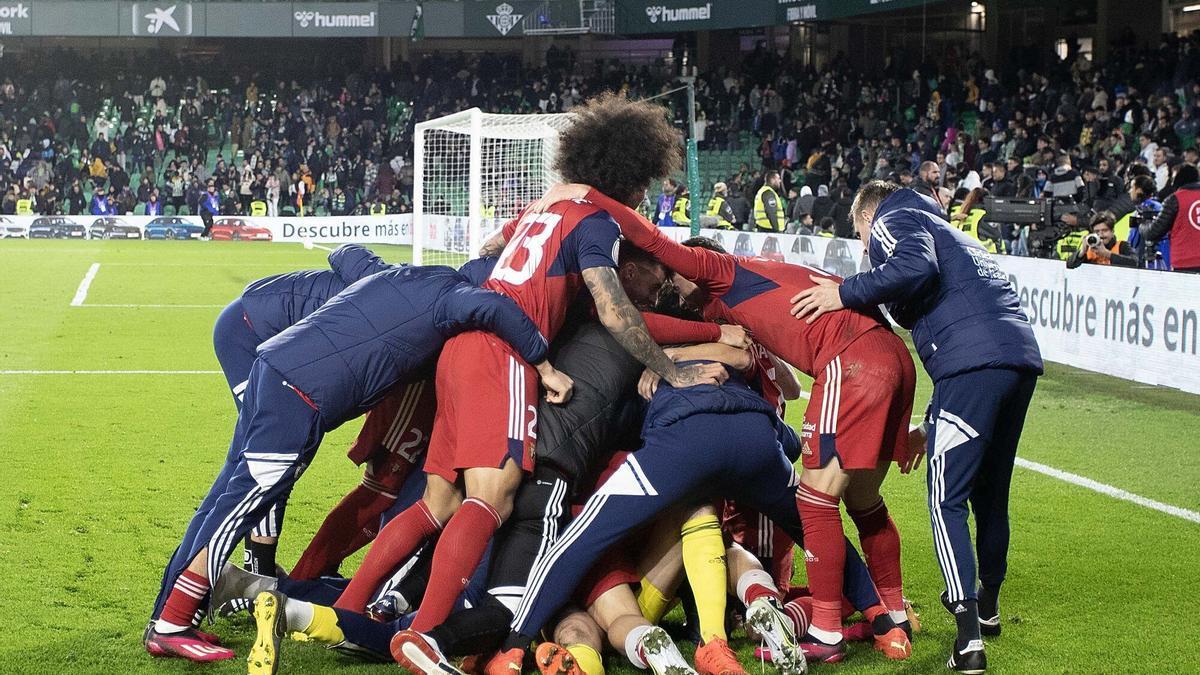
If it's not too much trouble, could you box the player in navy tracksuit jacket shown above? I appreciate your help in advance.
[505,363,887,651]
[147,260,551,662]
[792,184,1043,673]
[210,243,406,577]
[213,243,395,411]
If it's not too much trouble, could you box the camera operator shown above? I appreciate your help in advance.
[1066,211,1137,269]
[1110,174,1158,243]
[1140,163,1200,273]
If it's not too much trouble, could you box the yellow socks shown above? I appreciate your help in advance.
[301,604,344,644]
[637,578,673,624]
[565,643,605,675]
[681,513,728,642]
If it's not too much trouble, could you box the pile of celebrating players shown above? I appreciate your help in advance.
[143,94,1043,675]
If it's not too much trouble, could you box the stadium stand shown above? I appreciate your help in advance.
[3,32,1200,268]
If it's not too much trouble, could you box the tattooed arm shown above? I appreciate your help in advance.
[582,266,727,388]
[478,230,507,257]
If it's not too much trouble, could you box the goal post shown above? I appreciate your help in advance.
[413,108,576,267]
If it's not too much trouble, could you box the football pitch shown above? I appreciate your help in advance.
[1,240,1198,674]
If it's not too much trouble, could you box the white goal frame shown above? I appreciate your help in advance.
[413,107,576,266]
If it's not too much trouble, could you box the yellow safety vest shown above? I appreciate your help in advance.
[370,203,387,215]
[671,196,690,226]
[754,185,784,231]
[951,206,998,253]
[250,200,267,217]
[706,196,733,229]
[1057,229,1087,260]
[15,198,33,215]
[1113,210,1133,242]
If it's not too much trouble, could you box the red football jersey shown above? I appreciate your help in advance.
[746,342,786,416]
[488,200,621,341]
[587,189,887,377]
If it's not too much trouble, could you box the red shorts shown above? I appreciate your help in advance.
[721,500,796,593]
[575,543,641,609]
[801,328,916,471]
[347,378,437,496]
[425,331,538,483]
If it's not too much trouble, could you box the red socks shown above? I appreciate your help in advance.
[783,595,813,636]
[291,484,395,580]
[409,498,502,632]
[848,499,904,613]
[334,499,441,612]
[160,569,209,629]
[797,483,845,637]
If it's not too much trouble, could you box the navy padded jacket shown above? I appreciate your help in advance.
[840,189,1043,382]
[257,263,547,428]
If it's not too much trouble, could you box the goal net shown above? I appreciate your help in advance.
[413,108,576,267]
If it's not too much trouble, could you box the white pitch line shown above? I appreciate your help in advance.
[1016,457,1200,524]
[310,243,335,252]
[70,263,101,306]
[77,303,225,308]
[0,370,222,375]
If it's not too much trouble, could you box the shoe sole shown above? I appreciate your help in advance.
[745,600,806,674]
[638,628,697,675]
[248,592,285,675]
[392,633,465,675]
[535,643,577,675]
[979,617,1001,637]
[904,600,922,634]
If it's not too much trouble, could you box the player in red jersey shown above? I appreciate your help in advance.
[533,184,919,663]
[289,379,436,580]
[333,94,726,632]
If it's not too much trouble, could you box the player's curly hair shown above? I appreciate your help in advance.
[555,92,683,206]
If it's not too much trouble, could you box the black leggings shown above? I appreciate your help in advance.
[427,466,572,655]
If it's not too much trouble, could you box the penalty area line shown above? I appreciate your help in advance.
[70,263,101,306]
[1016,457,1200,525]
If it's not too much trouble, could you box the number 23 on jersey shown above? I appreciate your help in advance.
[492,212,562,285]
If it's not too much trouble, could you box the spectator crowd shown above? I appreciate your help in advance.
[4,33,1200,270]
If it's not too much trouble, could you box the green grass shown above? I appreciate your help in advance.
[1,240,1198,674]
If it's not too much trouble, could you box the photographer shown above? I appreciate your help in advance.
[1140,163,1200,273]
[1110,174,1158,243]
[1066,211,1137,269]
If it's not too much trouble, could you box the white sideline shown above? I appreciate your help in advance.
[1016,457,1200,524]
[70,263,101,306]
[0,370,222,375]
[77,303,225,308]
